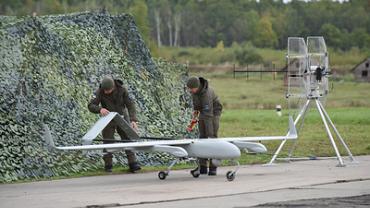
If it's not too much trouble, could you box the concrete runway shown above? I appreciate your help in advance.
[1,156,370,208]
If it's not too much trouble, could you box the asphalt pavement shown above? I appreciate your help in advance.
[1,156,369,208]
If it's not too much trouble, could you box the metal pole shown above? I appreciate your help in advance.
[315,99,345,167]
[287,100,311,158]
[317,100,357,163]
[266,139,287,166]
[267,99,311,165]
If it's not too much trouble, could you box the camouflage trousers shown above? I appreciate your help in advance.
[198,116,220,168]
[102,121,137,167]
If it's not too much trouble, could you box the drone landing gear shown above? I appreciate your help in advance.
[158,158,240,181]
[158,159,178,180]
[190,168,200,178]
[226,160,239,181]
[189,159,239,181]
[190,159,201,178]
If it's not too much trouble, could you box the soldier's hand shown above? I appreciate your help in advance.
[131,121,138,132]
[100,108,110,116]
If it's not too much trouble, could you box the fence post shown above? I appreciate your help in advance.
[260,65,263,80]
[247,65,249,80]
[233,64,236,79]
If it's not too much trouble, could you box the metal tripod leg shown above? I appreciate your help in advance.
[315,99,345,167]
[266,99,310,165]
[287,100,311,159]
[317,101,357,163]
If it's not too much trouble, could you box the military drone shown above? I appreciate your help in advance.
[44,112,297,181]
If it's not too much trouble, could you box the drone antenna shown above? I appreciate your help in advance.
[268,36,356,167]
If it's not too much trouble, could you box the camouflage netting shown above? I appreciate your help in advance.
[0,11,193,182]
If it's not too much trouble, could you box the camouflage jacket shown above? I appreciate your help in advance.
[88,79,138,122]
[191,77,222,120]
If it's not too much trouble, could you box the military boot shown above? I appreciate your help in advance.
[128,162,141,173]
[208,167,217,176]
[200,165,208,174]
[198,159,208,174]
[190,165,208,175]
[104,164,113,173]
[103,153,113,172]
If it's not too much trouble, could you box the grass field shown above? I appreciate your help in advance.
[189,73,370,164]
[219,108,370,158]
[198,74,370,109]
[157,46,370,73]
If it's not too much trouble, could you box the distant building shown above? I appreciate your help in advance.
[352,58,370,82]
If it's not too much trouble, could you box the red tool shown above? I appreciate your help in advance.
[187,111,199,132]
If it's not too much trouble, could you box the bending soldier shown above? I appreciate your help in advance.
[186,76,223,176]
[88,76,141,173]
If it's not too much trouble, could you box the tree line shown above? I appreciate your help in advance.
[1,0,370,51]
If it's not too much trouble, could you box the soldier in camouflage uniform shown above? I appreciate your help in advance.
[88,76,141,173]
[186,76,223,176]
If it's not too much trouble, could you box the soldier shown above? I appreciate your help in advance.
[186,76,223,176]
[88,76,141,173]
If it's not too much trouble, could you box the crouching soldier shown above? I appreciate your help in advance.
[88,76,141,173]
[186,76,223,176]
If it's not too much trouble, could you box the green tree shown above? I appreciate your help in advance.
[320,23,342,48]
[253,16,278,48]
[234,42,263,65]
[230,10,259,44]
[129,0,150,44]
[351,28,370,49]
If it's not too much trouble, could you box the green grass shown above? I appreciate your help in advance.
[157,46,369,72]
[194,76,370,109]
[329,47,369,73]
[199,75,370,162]
[219,108,370,158]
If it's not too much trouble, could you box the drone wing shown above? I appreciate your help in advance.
[82,112,140,145]
[43,125,191,158]
[209,116,297,153]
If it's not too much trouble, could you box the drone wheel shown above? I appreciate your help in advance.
[226,171,235,181]
[190,170,200,178]
[158,171,168,180]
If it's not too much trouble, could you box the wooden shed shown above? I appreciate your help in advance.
[352,58,370,82]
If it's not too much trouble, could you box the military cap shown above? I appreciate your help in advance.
[101,76,114,90]
[186,77,200,89]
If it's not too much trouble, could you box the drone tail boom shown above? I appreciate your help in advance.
[42,124,56,149]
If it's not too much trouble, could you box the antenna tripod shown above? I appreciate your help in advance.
[267,90,357,167]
